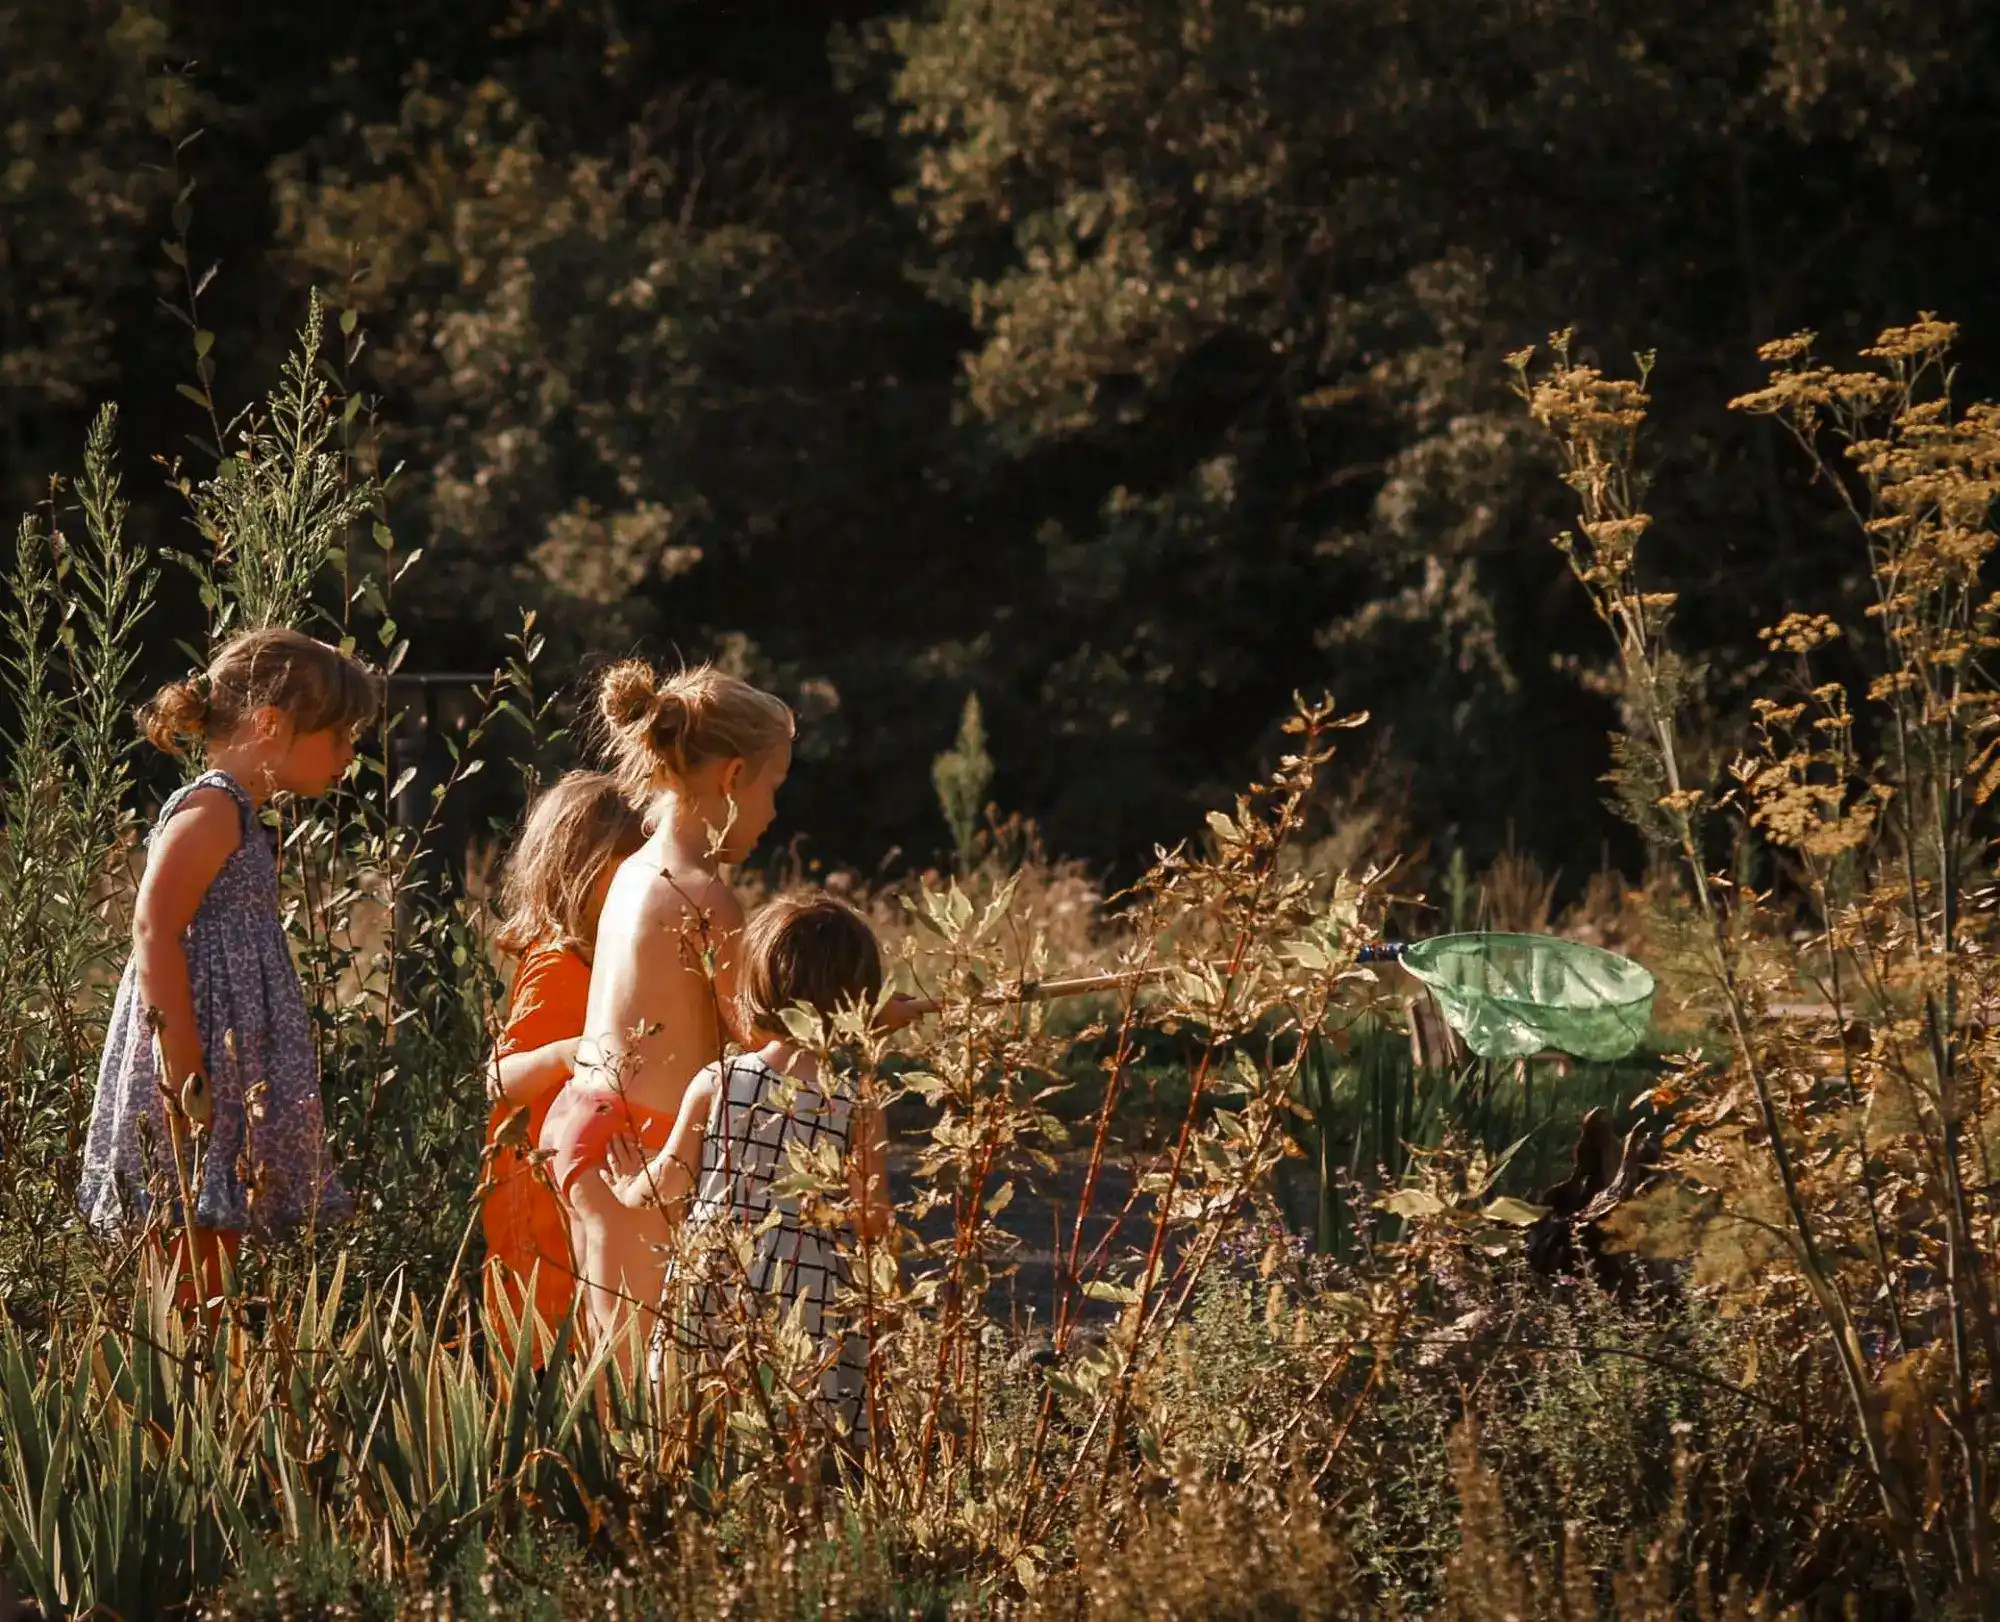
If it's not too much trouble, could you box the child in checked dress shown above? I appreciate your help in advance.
[603,894,897,1443]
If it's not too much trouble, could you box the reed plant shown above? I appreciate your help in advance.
[1291,1016,1655,1261]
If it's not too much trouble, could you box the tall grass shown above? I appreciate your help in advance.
[3,302,1987,1619]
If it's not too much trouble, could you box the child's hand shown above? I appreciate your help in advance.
[599,1133,658,1211]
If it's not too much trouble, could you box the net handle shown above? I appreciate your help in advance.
[903,965,1175,1018]
[906,943,1415,1018]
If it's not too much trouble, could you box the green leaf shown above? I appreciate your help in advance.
[1286,936,1331,970]
[900,1070,948,1105]
[1482,1196,1549,1226]
[778,1004,823,1045]
[1083,1279,1142,1305]
[944,882,974,935]
[1380,1187,1446,1219]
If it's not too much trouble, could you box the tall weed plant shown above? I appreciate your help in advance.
[0,403,157,1317]
[1513,317,2000,1610]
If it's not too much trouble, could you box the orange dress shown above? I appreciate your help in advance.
[482,941,590,1362]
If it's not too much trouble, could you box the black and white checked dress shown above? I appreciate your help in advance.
[656,1053,868,1435]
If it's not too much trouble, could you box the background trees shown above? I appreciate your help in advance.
[7,0,2000,877]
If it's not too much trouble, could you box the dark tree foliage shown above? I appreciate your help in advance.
[4,0,2000,877]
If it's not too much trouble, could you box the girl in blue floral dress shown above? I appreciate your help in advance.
[79,628,379,1309]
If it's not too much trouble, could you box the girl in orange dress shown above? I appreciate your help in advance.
[483,771,643,1363]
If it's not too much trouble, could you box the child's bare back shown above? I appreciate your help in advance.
[577,845,744,1119]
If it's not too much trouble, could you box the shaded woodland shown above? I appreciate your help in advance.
[7,0,1999,874]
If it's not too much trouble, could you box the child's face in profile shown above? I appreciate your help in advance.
[717,739,791,863]
[269,717,357,797]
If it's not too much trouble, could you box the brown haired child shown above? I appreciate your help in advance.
[80,628,381,1314]
[482,771,643,1362]
[602,893,902,1440]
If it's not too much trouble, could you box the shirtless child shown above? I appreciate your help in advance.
[540,660,793,1369]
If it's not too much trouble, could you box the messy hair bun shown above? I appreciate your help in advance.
[597,660,661,732]
[596,658,794,802]
[138,628,381,759]
[140,677,212,755]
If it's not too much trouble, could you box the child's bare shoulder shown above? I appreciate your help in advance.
[156,786,244,854]
[638,865,743,930]
[138,786,244,909]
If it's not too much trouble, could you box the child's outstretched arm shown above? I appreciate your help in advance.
[602,1069,716,1218]
[132,789,242,1092]
[485,1037,579,1106]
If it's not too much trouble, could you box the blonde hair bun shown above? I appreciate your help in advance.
[594,658,794,802]
[597,659,661,732]
[140,677,211,756]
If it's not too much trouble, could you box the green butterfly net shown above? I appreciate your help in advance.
[1398,932,1656,1062]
